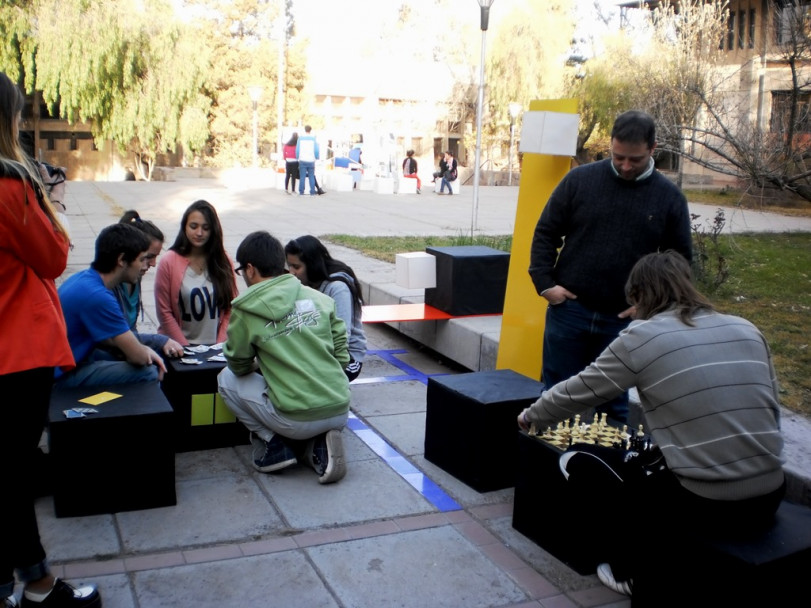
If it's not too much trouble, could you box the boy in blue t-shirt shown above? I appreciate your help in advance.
[55,224,169,389]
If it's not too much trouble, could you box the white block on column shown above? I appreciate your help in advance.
[332,173,354,192]
[374,177,394,194]
[519,111,579,157]
[396,252,436,289]
[398,176,418,194]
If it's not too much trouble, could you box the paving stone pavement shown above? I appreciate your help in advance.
[21,172,811,607]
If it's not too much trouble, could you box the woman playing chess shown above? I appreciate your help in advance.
[517,250,784,601]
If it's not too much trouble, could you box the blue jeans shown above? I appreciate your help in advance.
[440,177,454,193]
[298,161,316,195]
[542,299,631,422]
[54,349,159,390]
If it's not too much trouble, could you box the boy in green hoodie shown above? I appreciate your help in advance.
[217,231,351,484]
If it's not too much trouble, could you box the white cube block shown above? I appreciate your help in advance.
[396,252,436,289]
[398,176,418,194]
[275,172,287,189]
[332,173,355,192]
[374,177,395,194]
[359,177,375,191]
[519,111,579,157]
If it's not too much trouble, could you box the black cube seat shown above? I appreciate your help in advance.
[48,382,176,518]
[161,351,248,452]
[424,245,510,315]
[512,429,600,574]
[425,369,543,492]
[648,500,811,605]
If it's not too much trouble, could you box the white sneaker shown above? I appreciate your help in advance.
[597,563,632,596]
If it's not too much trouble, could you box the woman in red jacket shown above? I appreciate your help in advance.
[0,72,101,607]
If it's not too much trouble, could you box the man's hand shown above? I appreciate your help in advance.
[517,408,531,431]
[162,338,184,358]
[146,346,167,381]
[541,285,577,306]
[618,305,637,319]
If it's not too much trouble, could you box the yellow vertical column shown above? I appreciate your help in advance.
[496,98,577,380]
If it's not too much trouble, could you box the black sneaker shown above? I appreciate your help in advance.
[251,433,297,473]
[21,579,101,608]
[4,595,18,608]
[306,430,346,484]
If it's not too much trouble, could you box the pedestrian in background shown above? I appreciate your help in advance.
[402,149,421,193]
[296,125,320,196]
[283,132,299,194]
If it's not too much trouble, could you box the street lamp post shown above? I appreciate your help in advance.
[276,18,285,160]
[471,0,494,237]
[508,102,521,186]
[249,86,263,167]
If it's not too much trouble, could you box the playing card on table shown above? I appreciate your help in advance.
[184,345,210,354]
[180,357,203,365]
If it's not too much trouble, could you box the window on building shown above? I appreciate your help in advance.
[739,10,746,49]
[776,1,811,46]
[728,12,735,50]
[749,8,756,48]
[770,91,811,135]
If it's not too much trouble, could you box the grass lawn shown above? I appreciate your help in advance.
[684,188,811,217]
[323,232,810,418]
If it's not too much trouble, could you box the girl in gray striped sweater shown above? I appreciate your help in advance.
[518,250,785,599]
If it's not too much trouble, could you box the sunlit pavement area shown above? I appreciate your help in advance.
[25,174,811,607]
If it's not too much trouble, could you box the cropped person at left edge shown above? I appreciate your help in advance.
[0,69,102,608]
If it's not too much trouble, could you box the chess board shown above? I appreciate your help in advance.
[528,412,648,451]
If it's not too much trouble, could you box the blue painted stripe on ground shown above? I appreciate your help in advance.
[364,349,450,386]
[347,411,461,512]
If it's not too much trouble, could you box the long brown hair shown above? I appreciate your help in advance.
[169,199,235,311]
[0,71,68,240]
[625,251,714,325]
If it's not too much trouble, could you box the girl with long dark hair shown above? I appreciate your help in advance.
[155,200,236,345]
[285,235,366,380]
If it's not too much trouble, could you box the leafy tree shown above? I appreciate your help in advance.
[477,0,576,168]
[22,0,209,179]
[566,0,728,178]
[0,0,37,86]
[565,33,640,162]
[188,0,307,167]
[666,0,811,202]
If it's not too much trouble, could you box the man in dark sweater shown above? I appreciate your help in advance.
[528,110,692,423]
